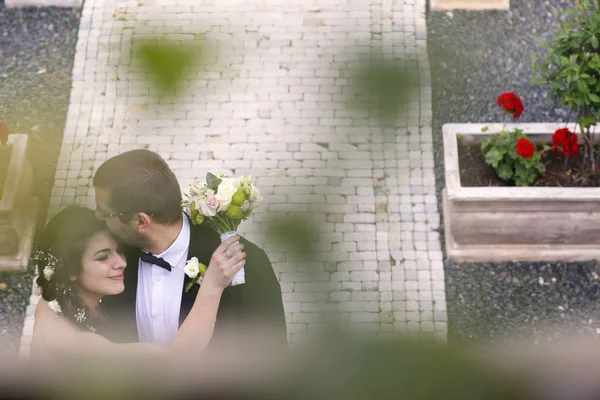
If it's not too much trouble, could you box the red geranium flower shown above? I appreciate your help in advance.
[552,128,578,156]
[497,92,524,119]
[0,124,8,145]
[516,137,535,158]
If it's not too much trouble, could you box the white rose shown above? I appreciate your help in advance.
[184,257,200,279]
[43,266,54,281]
[48,300,62,314]
[215,178,239,212]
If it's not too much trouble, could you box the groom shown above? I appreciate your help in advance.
[93,149,287,347]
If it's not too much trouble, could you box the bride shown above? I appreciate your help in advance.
[31,205,246,359]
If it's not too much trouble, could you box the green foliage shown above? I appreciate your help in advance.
[134,38,201,92]
[206,172,222,191]
[265,214,319,263]
[347,52,419,127]
[531,0,600,128]
[481,129,546,186]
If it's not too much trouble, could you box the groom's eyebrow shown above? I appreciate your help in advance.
[94,249,110,256]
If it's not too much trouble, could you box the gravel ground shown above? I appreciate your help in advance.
[0,5,79,356]
[427,0,600,345]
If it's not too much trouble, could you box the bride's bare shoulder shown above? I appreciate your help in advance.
[35,299,57,320]
[33,299,77,339]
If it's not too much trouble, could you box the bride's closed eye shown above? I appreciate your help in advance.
[95,251,110,262]
[93,247,114,262]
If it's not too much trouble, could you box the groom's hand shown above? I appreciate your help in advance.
[203,236,246,292]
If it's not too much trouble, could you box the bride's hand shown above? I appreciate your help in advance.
[202,235,246,293]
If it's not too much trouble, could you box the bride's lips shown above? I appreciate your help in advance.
[108,274,124,280]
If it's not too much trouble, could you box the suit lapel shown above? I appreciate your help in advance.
[178,222,218,326]
[121,248,140,341]
[123,248,139,313]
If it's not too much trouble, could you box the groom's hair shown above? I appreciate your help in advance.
[93,149,182,225]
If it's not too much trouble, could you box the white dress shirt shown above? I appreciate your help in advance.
[136,216,190,344]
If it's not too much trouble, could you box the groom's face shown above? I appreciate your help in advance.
[94,187,148,248]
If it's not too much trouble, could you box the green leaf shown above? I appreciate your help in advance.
[484,148,503,169]
[592,35,599,49]
[497,162,513,181]
[135,39,200,91]
[578,115,597,129]
[590,93,600,102]
[206,172,222,191]
[481,137,494,155]
[515,176,531,187]
[537,163,546,173]
[531,75,547,86]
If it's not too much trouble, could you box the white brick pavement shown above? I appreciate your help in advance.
[19,0,445,355]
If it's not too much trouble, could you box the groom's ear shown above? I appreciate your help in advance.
[133,212,153,233]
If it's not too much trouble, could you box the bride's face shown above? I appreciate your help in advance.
[77,231,127,296]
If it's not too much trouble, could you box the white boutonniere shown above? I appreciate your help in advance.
[184,257,207,293]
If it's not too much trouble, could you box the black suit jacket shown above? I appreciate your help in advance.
[101,220,288,348]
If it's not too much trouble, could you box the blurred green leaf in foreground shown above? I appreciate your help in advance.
[132,38,204,93]
[346,52,419,127]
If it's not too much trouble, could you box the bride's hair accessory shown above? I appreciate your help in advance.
[32,250,62,282]
[32,249,96,332]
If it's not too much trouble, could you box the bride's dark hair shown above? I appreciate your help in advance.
[35,206,110,332]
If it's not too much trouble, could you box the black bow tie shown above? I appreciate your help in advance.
[138,251,172,272]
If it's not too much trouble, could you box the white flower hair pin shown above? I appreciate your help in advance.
[48,300,62,315]
[33,250,62,282]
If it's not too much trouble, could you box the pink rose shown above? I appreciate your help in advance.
[195,195,218,217]
[204,196,219,211]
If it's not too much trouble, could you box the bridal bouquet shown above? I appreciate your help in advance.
[182,172,261,290]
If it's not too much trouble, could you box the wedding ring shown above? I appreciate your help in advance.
[225,251,231,258]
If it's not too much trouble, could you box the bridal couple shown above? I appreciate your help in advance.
[31,149,287,360]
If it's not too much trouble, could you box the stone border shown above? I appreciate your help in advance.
[430,0,509,11]
[4,0,83,7]
[18,274,38,359]
[443,122,600,263]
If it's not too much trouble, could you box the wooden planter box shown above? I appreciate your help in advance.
[443,123,600,263]
[0,135,39,271]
